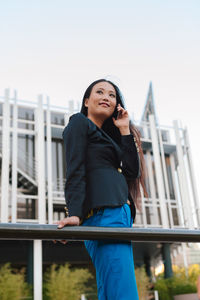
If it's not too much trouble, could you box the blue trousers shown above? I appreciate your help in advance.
[81,204,139,300]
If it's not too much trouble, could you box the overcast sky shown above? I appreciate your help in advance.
[0,0,200,203]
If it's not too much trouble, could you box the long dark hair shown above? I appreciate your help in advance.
[80,78,148,210]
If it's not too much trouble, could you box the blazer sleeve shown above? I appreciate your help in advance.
[62,113,88,218]
[120,133,141,179]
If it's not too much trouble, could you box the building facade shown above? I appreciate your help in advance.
[0,83,199,299]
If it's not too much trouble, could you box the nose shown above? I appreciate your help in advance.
[102,95,109,101]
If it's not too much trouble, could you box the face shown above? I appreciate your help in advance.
[84,81,117,119]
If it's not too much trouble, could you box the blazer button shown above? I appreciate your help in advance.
[64,206,69,217]
[127,199,131,205]
[117,167,122,173]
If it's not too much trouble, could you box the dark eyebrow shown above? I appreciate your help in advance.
[97,87,116,94]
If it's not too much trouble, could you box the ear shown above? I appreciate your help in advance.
[84,98,89,107]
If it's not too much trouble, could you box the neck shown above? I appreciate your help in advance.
[87,114,105,129]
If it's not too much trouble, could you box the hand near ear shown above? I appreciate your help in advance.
[112,104,130,130]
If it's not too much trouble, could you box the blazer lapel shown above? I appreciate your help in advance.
[84,114,122,162]
[92,122,123,162]
[98,126,122,153]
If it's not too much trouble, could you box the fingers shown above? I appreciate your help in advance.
[57,218,69,228]
[57,222,64,228]
[57,216,80,228]
[64,216,80,226]
[53,220,59,224]
[117,104,125,113]
[52,239,68,245]
[52,217,78,245]
[117,104,128,118]
[60,240,68,244]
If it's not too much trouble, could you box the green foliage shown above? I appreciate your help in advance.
[0,263,30,300]
[154,277,172,300]
[154,264,199,300]
[135,265,151,300]
[84,278,98,300]
[173,264,200,284]
[43,263,93,300]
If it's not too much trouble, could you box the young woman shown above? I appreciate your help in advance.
[56,79,148,300]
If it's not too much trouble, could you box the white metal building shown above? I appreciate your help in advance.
[0,83,199,299]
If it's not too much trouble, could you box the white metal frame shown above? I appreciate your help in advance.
[0,89,199,300]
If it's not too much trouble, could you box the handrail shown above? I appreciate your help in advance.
[0,223,200,242]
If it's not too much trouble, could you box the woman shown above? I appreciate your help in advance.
[56,79,148,300]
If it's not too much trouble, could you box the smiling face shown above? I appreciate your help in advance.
[84,81,117,120]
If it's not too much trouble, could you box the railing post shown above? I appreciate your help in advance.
[154,290,159,300]
[34,240,42,300]
[33,95,46,300]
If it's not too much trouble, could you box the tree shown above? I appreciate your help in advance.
[0,263,30,300]
[44,263,93,300]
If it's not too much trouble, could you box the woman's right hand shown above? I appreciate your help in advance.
[53,216,80,245]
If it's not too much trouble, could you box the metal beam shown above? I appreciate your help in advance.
[0,224,200,243]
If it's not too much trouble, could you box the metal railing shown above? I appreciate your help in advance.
[0,223,200,242]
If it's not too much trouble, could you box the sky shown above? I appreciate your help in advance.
[0,0,200,203]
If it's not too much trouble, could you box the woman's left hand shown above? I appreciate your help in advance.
[52,216,80,245]
[112,104,130,132]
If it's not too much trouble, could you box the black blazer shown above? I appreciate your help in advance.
[62,112,140,222]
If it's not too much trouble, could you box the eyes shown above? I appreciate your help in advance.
[96,90,116,98]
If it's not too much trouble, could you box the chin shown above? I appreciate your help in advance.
[97,109,112,118]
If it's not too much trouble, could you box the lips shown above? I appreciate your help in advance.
[99,102,109,107]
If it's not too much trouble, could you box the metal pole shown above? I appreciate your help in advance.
[0,223,200,243]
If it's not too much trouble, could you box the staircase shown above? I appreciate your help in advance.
[0,140,38,194]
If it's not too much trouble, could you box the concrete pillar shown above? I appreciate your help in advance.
[144,256,152,279]
[162,244,173,278]
[157,125,174,227]
[27,241,33,286]
[46,96,53,224]
[173,120,193,228]
[11,90,18,223]
[1,89,10,222]
[36,95,46,223]
[184,126,200,227]
[149,114,169,228]
[170,154,185,227]
[146,151,159,225]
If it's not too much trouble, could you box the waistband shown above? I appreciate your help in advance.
[83,200,131,221]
